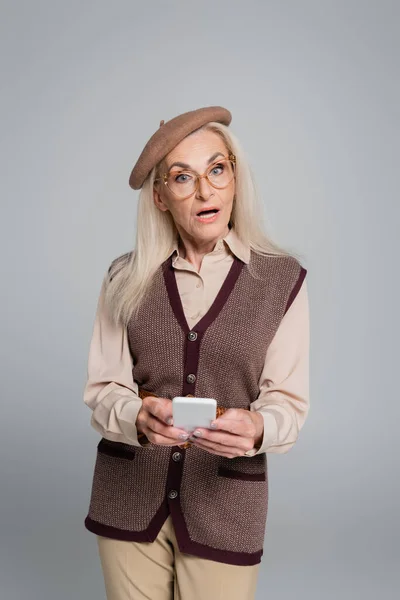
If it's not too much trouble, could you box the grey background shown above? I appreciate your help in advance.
[1,1,398,598]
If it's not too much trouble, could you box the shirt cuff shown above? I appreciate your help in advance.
[117,398,145,446]
[91,389,144,447]
[244,410,278,456]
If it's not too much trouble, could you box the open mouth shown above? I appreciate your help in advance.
[196,208,220,217]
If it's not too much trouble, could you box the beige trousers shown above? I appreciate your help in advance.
[96,515,260,600]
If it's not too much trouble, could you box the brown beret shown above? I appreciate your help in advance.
[128,105,232,189]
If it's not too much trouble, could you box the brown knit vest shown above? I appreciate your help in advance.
[84,250,306,565]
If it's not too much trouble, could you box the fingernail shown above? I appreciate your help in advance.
[210,422,217,429]
[167,418,173,426]
[179,433,189,440]
[193,429,202,437]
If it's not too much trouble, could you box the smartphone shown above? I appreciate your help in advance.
[172,396,217,432]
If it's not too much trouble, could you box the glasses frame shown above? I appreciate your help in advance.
[154,153,236,200]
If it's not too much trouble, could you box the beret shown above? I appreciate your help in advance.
[128,105,232,189]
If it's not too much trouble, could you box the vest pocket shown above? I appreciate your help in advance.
[217,465,266,482]
[97,438,136,461]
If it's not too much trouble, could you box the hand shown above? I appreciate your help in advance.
[189,408,264,458]
[135,396,190,446]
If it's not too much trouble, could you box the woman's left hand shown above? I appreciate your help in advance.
[189,408,264,458]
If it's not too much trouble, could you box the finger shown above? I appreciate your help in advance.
[192,439,239,458]
[191,437,246,458]
[193,429,253,452]
[212,414,255,438]
[192,434,249,453]
[142,424,189,446]
[146,413,189,442]
[144,397,173,425]
[219,408,254,422]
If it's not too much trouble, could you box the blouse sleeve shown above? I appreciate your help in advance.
[247,277,310,455]
[83,275,144,446]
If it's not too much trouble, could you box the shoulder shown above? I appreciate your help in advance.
[107,251,134,282]
[248,251,307,314]
[249,251,307,280]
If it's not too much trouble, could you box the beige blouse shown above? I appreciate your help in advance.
[83,228,310,456]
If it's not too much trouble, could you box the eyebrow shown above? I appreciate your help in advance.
[167,152,225,172]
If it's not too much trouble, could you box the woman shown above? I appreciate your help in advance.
[83,106,310,600]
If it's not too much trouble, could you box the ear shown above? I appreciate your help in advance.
[153,184,169,213]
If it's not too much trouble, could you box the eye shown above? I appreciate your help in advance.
[174,172,193,183]
[210,163,224,176]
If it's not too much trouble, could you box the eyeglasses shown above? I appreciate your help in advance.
[154,154,236,200]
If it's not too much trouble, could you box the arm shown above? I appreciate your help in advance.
[248,277,310,455]
[83,275,144,446]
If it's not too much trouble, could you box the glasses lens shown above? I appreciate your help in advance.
[207,159,234,188]
[166,171,196,198]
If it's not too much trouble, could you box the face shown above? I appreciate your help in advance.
[153,129,235,245]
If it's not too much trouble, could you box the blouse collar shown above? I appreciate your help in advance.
[169,226,250,265]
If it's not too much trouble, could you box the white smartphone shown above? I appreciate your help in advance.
[172,396,217,432]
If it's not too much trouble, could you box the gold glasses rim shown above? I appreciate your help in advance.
[154,153,236,199]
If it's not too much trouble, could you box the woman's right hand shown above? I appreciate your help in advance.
[135,396,189,446]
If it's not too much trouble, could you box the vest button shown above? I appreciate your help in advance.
[187,331,198,341]
[168,490,178,500]
[172,452,182,462]
[186,374,196,384]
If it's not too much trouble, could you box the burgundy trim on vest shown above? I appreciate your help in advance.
[285,266,307,315]
[97,438,135,460]
[217,466,266,482]
[84,500,169,542]
[166,444,187,514]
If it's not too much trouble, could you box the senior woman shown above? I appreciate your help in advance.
[83,106,310,600]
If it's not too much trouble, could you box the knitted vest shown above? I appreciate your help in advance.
[84,250,306,566]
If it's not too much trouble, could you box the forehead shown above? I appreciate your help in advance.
[164,129,227,167]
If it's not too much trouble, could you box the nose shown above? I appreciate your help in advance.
[196,175,214,200]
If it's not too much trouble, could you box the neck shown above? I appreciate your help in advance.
[178,225,230,272]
